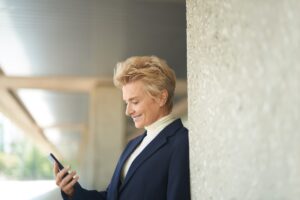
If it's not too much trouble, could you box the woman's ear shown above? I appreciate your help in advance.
[159,89,168,107]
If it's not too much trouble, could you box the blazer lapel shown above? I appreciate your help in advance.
[118,132,147,174]
[108,132,147,200]
[120,119,183,192]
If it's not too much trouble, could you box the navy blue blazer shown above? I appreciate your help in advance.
[63,118,190,200]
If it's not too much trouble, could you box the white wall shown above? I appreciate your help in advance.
[187,0,300,199]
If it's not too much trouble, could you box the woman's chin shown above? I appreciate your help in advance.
[134,122,143,129]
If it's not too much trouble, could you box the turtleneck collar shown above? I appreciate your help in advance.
[120,113,176,181]
[144,114,175,136]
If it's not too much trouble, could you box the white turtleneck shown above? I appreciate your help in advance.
[121,114,176,181]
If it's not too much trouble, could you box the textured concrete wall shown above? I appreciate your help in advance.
[187,0,300,199]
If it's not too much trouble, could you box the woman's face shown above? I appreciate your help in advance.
[122,80,166,128]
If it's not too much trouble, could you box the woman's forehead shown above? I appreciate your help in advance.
[122,81,146,100]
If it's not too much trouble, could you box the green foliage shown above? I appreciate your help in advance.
[0,139,53,180]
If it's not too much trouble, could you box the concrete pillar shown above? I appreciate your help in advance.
[80,86,125,190]
[187,0,300,199]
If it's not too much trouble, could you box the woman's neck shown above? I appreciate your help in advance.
[145,113,174,132]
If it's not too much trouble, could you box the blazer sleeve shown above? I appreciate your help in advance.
[167,129,191,200]
[61,183,107,200]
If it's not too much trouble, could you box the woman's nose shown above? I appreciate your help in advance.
[125,104,133,116]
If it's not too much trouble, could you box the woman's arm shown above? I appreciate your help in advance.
[61,183,107,200]
[54,163,107,200]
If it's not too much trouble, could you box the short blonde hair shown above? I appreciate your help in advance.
[113,56,176,112]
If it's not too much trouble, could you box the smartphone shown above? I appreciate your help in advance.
[48,153,79,187]
[48,153,65,171]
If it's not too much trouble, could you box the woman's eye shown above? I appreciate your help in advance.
[132,101,138,105]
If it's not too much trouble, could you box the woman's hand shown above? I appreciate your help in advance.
[53,163,79,197]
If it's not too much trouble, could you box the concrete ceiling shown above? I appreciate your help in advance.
[0,0,186,77]
[0,0,186,160]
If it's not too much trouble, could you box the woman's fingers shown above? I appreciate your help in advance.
[55,166,70,186]
[60,170,77,187]
[53,163,78,197]
[63,175,79,193]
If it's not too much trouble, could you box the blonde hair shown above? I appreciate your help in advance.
[113,56,176,112]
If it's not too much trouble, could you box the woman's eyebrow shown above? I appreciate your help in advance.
[124,97,138,103]
[128,97,139,101]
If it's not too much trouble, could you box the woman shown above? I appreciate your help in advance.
[54,56,190,200]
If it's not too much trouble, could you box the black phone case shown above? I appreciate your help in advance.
[48,153,64,170]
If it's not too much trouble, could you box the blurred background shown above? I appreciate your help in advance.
[0,0,187,199]
[1,0,300,200]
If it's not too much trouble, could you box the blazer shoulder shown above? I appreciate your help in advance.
[166,119,189,144]
[170,118,188,134]
[173,126,189,142]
